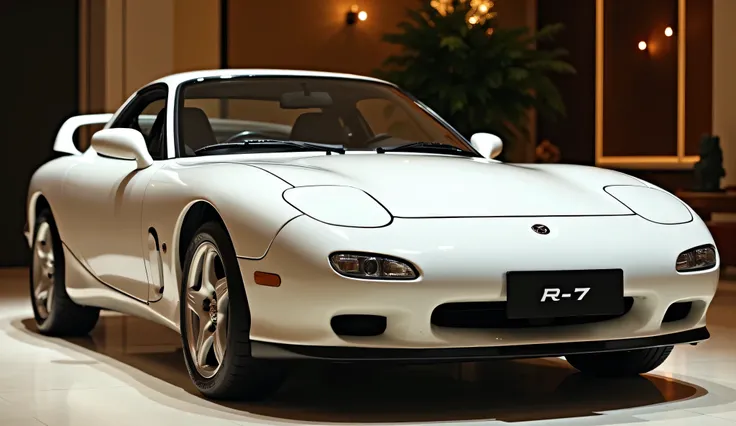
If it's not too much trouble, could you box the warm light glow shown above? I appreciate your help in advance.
[665,26,674,37]
[638,41,647,50]
[433,0,496,26]
[358,10,367,21]
[350,4,359,12]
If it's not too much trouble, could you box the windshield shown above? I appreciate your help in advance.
[175,76,476,157]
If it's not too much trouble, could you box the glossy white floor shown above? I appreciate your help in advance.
[1,268,736,426]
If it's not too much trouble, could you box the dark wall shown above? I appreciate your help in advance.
[603,0,678,157]
[685,0,713,156]
[0,2,79,266]
[536,0,596,165]
[616,169,694,193]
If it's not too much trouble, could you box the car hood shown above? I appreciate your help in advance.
[243,153,641,218]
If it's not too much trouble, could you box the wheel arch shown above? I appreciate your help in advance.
[26,192,52,246]
[176,200,228,278]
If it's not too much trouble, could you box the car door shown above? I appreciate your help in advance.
[62,85,169,301]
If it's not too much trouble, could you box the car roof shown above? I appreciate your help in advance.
[150,69,396,88]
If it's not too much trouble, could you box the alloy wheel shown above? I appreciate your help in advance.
[32,222,55,320]
[184,242,229,379]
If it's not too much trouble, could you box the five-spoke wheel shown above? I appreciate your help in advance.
[184,242,229,379]
[180,221,285,400]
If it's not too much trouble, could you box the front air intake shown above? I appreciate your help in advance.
[331,314,387,337]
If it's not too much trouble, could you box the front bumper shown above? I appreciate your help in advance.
[238,215,719,350]
[250,327,710,361]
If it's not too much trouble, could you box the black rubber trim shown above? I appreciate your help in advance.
[250,327,709,362]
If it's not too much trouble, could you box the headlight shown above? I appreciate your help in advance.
[283,186,391,228]
[330,252,418,280]
[605,185,693,224]
[676,245,717,272]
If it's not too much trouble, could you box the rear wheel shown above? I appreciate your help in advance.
[565,346,674,377]
[180,221,285,400]
[30,209,100,336]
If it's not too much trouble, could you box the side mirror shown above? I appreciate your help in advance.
[91,128,153,169]
[469,133,503,159]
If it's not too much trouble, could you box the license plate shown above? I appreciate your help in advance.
[506,269,624,320]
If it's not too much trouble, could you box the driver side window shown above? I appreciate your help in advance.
[110,86,168,160]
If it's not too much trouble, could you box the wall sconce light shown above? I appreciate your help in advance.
[347,5,367,25]
[664,26,674,37]
[638,41,647,51]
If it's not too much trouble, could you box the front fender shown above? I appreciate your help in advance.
[25,158,76,247]
[144,162,302,261]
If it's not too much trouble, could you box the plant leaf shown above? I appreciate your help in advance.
[375,1,575,147]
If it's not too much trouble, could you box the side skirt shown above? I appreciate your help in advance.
[63,244,179,333]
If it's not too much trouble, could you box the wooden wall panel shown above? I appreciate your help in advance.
[226,0,417,76]
[536,0,597,165]
[685,0,714,157]
[602,0,678,157]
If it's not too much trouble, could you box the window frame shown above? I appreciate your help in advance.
[109,83,169,160]
[172,76,477,159]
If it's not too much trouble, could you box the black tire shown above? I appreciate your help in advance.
[30,209,100,336]
[180,221,286,400]
[565,346,674,377]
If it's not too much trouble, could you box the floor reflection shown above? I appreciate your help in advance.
[20,315,706,423]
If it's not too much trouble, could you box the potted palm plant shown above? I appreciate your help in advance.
[376,0,575,161]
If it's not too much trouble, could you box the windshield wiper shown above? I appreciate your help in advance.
[195,139,345,155]
[376,142,477,157]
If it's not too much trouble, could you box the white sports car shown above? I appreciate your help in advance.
[26,69,718,400]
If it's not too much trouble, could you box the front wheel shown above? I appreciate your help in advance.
[565,346,674,377]
[180,221,285,400]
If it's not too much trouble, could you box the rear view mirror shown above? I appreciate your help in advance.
[470,133,503,159]
[91,128,153,169]
[280,91,333,109]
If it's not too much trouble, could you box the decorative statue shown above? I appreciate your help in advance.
[535,140,561,163]
[693,134,726,192]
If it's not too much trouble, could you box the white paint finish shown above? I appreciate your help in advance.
[283,186,391,227]
[254,155,640,217]
[713,0,736,187]
[30,156,301,323]
[60,154,161,301]
[54,114,113,155]
[137,162,301,327]
[2,273,736,424]
[469,132,503,159]
[244,214,717,347]
[90,128,153,169]
[150,68,396,89]
[605,185,694,225]
[25,69,719,364]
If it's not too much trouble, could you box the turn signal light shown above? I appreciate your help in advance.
[676,245,717,272]
[329,253,418,280]
[254,271,281,287]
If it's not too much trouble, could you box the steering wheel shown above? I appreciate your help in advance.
[221,130,283,144]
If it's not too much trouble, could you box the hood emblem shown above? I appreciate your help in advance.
[531,224,550,235]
